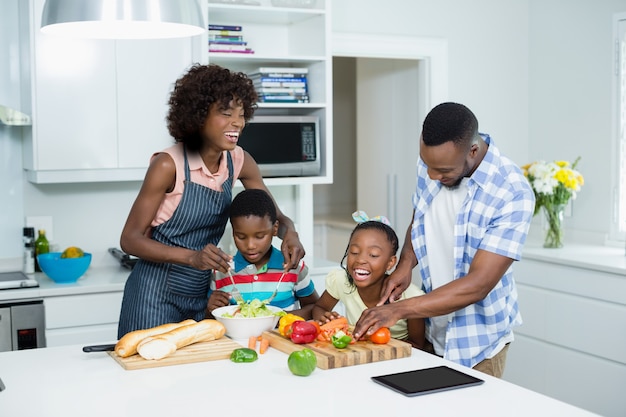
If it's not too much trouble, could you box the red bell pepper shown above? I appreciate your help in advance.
[288,320,318,344]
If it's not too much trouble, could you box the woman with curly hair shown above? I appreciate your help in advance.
[117,64,305,337]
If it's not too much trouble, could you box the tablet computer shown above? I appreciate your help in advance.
[371,365,484,397]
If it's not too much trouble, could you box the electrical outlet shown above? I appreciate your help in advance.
[26,216,54,242]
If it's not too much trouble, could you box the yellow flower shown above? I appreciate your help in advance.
[523,157,584,216]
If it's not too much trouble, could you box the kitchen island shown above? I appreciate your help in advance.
[0,341,598,416]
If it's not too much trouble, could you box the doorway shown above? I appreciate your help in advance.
[313,34,448,264]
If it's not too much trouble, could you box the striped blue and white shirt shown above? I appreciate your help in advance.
[411,134,535,368]
[212,247,314,310]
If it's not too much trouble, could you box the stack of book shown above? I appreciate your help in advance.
[208,24,254,54]
[249,67,309,103]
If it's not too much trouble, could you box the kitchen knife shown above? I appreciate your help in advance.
[82,344,116,353]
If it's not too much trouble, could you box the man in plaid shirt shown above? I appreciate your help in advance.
[353,102,535,377]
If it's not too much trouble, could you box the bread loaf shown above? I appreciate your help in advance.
[115,319,196,358]
[136,319,226,360]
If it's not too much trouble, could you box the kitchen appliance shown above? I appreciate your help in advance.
[108,248,138,270]
[0,271,39,290]
[239,115,321,177]
[0,299,46,352]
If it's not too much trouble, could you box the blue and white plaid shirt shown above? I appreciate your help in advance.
[411,134,535,368]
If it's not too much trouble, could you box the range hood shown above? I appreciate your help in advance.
[0,105,31,126]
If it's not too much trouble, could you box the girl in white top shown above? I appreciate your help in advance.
[312,212,426,349]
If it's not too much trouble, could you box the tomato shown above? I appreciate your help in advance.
[369,327,391,344]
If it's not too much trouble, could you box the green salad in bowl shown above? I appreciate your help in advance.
[212,300,285,339]
[223,299,284,318]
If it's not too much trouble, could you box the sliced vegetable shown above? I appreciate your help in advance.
[278,313,305,337]
[317,316,350,342]
[287,348,317,376]
[230,347,258,363]
[319,316,348,331]
[331,330,353,349]
[288,321,318,344]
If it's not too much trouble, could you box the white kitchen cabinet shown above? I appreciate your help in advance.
[20,0,201,184]
[44,291,123,346]
[505,258,626,417]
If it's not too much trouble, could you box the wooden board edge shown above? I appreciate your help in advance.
[261,330,413,370]
[108,338,243,371]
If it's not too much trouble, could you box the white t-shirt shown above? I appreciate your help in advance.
[424,178,512,358]
[424,179,468,355]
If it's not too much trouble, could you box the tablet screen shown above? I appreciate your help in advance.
[371,366,484,397]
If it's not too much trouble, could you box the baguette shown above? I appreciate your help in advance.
[115,319,197,358]
[136,319,226,360]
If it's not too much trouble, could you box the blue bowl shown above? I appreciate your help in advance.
[37,252,92,283]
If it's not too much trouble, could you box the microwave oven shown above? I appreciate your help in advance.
[239,115,321,177]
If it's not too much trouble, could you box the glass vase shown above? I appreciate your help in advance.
[542,204,565,248]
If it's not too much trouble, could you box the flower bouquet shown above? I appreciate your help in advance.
[522,157,584,248]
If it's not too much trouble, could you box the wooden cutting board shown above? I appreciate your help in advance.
[261,330,412,370]
[108,337,242,370]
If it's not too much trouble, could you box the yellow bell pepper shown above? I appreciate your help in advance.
[278,313,305,337]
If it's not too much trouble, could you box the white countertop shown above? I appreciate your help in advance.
[0,265,131,302]
[0,258,338,303]
[522,241,626,276]
[0,341,598,417]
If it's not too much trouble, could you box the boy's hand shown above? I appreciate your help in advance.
[207,290,231,314]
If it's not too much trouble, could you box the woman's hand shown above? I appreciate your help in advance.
[280,229,305,270]
[189,244,232,272]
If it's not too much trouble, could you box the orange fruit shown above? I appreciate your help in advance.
[61,246,84,259]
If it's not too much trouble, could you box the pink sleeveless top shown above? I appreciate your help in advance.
[151,143,245,226]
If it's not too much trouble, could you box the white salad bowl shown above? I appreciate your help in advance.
[212,304,283,340]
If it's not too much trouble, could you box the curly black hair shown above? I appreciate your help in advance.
[422,102,478,148]
[229,189,277,224]
[340,221,399,288]
[166,64,258,151]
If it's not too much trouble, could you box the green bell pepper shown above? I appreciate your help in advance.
[230,347,258,363]
[331,330,352,349]
[287,348,317,376]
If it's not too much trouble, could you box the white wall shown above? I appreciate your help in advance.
[330,0,530,161]
[528,0,625,241]
[324,0,626,244]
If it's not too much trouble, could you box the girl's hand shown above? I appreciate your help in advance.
[189,244,232,272]
[317,310,341,325]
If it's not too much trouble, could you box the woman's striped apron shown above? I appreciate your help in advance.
[117,148,233,338]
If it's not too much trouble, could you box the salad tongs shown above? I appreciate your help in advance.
[263,272,287,304]
[228,269,245,305]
